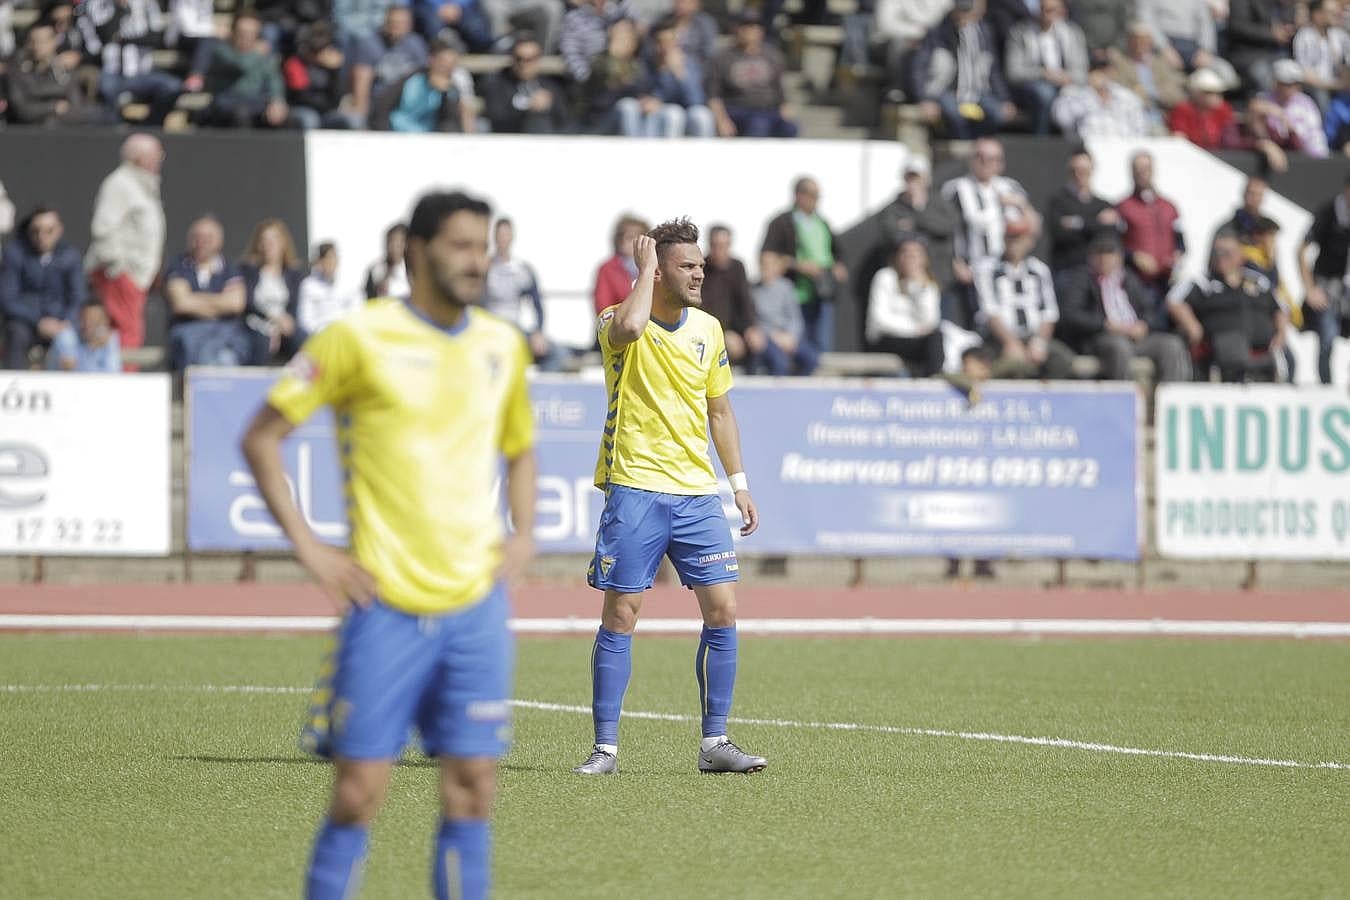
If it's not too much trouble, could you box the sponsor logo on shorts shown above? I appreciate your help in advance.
[599,555,616,577]
[726,563,739,572]
[467,701,510,722]
[697,551,737,566]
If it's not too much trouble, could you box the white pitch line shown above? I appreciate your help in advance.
[1,615,1349,638]
[2,683,1346,772]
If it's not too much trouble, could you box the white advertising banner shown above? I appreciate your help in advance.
[1155,384,1350,559]
[0,373,171,556]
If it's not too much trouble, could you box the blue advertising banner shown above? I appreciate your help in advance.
[187,371,1140,560]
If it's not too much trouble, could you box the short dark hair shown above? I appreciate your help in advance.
[961,345,992,365]
[495,217,513,230]
[648,217,699,261]
[408,191,492,243]
[1212,226,1242,244]
[708,223,731,240]
[232,10,262,29]
[385,222,407,241]
[80,299,108,317]
[315,241,337,259]
[1068,144,1091,162]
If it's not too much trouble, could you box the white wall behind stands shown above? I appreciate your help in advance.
[305,134,911,347]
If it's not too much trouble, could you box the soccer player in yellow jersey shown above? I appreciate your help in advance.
[240,191,536,900]
[574,219,767,776]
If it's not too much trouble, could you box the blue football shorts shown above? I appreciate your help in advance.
[587,484,739,592]
[299,584,514,761]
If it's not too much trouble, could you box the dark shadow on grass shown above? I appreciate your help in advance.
[170,754,435,768]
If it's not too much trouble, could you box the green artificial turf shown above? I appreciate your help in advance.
[1,634,1347,898]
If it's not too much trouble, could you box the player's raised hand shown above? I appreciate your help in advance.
[633,234,658,274]
[298,542,378,610]
[735,491,759,537]
[495,533,536,589]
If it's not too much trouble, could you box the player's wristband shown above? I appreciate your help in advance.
[729,472,749,493]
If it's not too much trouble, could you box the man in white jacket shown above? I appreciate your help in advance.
[298,242,361,335]
[875,0,952,95]
[86,133,166,365]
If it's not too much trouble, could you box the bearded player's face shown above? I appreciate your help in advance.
[422,211,490,308]
[658,243,705,308]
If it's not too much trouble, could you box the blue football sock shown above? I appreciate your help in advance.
[434,818,490,900]
[696,625,738,738]
[305,819,369,900]
[591,626,632,746]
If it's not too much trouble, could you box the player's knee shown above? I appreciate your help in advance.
[440,760,497,818]
[329,770,387,824]
[703,603,736,628]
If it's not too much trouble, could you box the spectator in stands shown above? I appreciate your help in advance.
[252,0,331,53]
[164,216,250,371]
[332,0,393,49]
[1327,69,1350,153]
[1069,0,1136,53]
[973,220,1075,378]
[865,235,944,377]
[701,224,767,371]
[7,24,107,125]
[561,0,622,83]
[1226,175,1270,241]
[285,21,362,130]
[753,250,818,376]
[43,1,96,105]
[878,156,958,285]
[1056,232,1191,381]
[239,218,305,366]
[1169,68,1290,169]
[484,0,562,55]
[364,222,410,298]
[195,11,292,129]
[1227,0,1296,93]
[0,207,85,370]
[47,300,121,372]
[1005,0,1089,135]
[1168,229,1284,382]
[875,0,951,96]
[941,137,1038,288]
[166,0,220,62]
[87,134,165,363]
[658,0,719,69]
[1116,150,1185,326]
[593,213,648,315]
[1136,0,1240,86]
[1109,21,1187,128]
[1241,215,1297,379]
[350,5,429,127]
[705,11,797,138]
[298,242,361,335]
[485,217,563,370]
[581,19,655,135]
[415,0,496,52]
[915,0,1016,140]
[1250,60,1331,159]
[373,36,478,132]
[1294,0,1350,111]
[483,32,570,134]
[79,0,183,127]
[1047,147,1119,278]
[1298,174,1350,384]
[1052,56,1150,138]
[762,177,848,354]
[645,19,716,137]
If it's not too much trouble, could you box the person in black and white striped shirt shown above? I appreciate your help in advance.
[1293,0,1350,111]
[972,219,1076,379]
[940,138,1040,290]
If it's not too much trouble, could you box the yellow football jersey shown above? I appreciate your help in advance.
[594,305,732,495]
[269,299,534,615]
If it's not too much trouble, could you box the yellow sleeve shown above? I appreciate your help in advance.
[706,321,733,399]
[498,335,535,459]
[267,321,361,424]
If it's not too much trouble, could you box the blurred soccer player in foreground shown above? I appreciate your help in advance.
[576,219,766,776]
[241,190,536,900]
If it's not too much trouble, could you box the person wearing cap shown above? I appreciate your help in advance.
[877,155,958,285]
[1298,174,1350,384]
[913,0,1016,140]
[1226,0,1297,94]
[705,11,798,138]
[1051,54,1150,138]
[1047,147,1119,277]
[1168,67,1289,170]
[1055,232,1191,382]
[1005,0,1089,135]
[1167,229,1284,383]
[1108,21,1187,127]
[971,218,1076,380]
[1249,59,1330,158]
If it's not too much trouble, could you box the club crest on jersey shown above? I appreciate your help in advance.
[284,352,320,383]
[693,337,707,363]
[597,310,615,335]
[599,555,616,577]
[486,351,503,382]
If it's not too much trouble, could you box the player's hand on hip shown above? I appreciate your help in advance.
[495,533,535,588]
[299,542,377,610]
[735,491,759,537]
[634,235,658,274]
